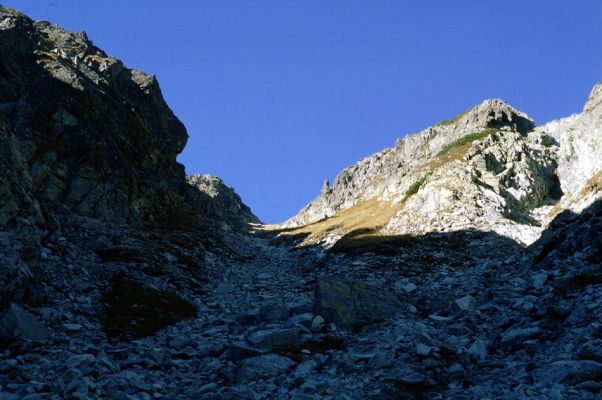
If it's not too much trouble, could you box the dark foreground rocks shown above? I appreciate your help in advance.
[313,277,402,331]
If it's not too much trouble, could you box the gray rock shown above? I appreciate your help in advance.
[66,354,95,369]
[416,343,432,357]
[0,303,49,341]
[62,323,82,332]
[532,360,602,386]
[313,277,402,331]
[236,354,296,383]
[532,272,548,289]
[310,315,325,332]
[223,343,264,362]
[293,360,318,379]
[216,282,235,295]
[288,313,314,328]
[467,339,488,363]
[247,327,305,351]
[454,295,473,312]
[162,252,178,264]
[501,326,540,343]
[82,235,113,252]
[168,335,189,348]
[402,283,417,293]
[258,303,290,322]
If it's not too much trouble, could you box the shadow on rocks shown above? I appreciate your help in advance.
[101,273,196,341]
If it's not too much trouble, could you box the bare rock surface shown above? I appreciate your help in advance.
[283,82,600,248]
[0,6,600,400]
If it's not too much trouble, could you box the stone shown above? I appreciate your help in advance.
[500,326,541,343]
[293,360,318,379]
[236,354,296,383]
[216,282,235,295]
[532,272,548,289]
[0,303,49,341]
[313,277,402,331]
[101,275,196,340]
[62,323,82,332]
[258,303,289,322]
[402,283,417,293]
[168,335,189,348]
[467,339,488,363]
[66,354,95,369]
[532,360,602,386]
[247,328,305,351]
[310,315,325,332]
[82,235,113,253]
[162,252,178,264]
[288,313,314,328]
[454,295,473,312]
[223,343,264,362]
[416,343,432,357]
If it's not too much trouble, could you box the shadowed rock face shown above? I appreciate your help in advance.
[188,174,261,227]
[0,6,258,309]
[0,6,188,226]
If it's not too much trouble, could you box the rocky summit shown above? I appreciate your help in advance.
[0,6,601,400]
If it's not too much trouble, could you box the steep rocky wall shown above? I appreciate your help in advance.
[0,6,259,307]
[0,6,188,227]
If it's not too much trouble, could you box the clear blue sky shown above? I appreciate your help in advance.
[5,1,602,223]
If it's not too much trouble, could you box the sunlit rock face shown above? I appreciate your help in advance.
[284,83,601,246]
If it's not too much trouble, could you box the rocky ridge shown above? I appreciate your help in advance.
[187,174,261,228]
[283,86,601,247]
[0,6,258,306]
[0,6,601,400]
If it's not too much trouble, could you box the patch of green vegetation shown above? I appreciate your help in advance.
[401,172,432,203]
[436,108,471,126]
[437,128,498,157]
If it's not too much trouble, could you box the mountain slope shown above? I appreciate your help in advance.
[0,6,257,307]
[281,84,602,247]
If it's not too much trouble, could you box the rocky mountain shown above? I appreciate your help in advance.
[0,6,601,400]
[0,6,258,306]
[187,174,261,228]
[283,86,601,247]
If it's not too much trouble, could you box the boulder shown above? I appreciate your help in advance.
[101,274,196,340]
[236,354,296,383]
[532,360,602,386]
[313,277,402,331]
[0,303,49,342]
[246,327,306,351]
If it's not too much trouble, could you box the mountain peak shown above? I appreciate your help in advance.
[584,81,602,115]
[436,98,534,134]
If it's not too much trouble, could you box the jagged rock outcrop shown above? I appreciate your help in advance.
[0,6,188,226]
[0,7,257,306]
[283,85,601,247]
[187,174,260,228]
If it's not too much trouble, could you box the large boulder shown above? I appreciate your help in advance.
[101,274,196,341]
[0,303,49,343]
[236,354,296,383]
[313,277,402,331]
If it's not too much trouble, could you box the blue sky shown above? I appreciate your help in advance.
[5,1,602,223]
